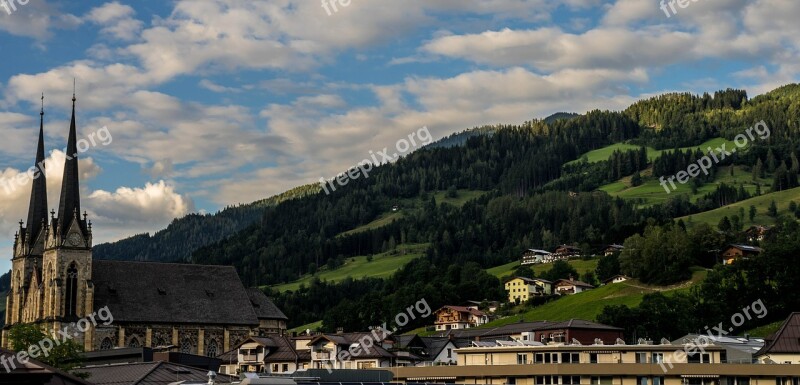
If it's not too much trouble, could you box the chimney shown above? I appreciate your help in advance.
[336,327,344,335]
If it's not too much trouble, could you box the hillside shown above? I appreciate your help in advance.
[679,186,800,226]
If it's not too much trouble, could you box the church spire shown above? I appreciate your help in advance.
[57,88,81,236]
[25,93,48,245]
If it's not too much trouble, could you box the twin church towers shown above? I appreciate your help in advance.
[4,92,94,346]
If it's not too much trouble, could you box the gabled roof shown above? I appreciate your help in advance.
[246,288,288,320]
[92,260,260,325]
[308,332,395,359]
[525,249,551,254]
[79,361,236,385]
[756,312,800,357]
[0,348,93,385]
[726,244,763,253]
[506,276,551,284]
[437,305,486,317]
[606,244,624,249]
[602,274,630,284]
[554,278,594,288]
[232,335,305,363]
[537,319,623,331]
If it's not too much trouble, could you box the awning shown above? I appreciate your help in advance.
[681,375,720,378]
[408,377,458,381]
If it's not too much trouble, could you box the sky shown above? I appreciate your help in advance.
[0,0,798,272]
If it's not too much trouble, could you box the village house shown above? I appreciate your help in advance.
[744,225,773,242]
[553,245,581,258]
[504,277,552,303]
[756,312,800,364]
[553,277,594,295]
[216,334,311,376]
[602,274,630,285]
[463,300,500,313]
[434,305,489,331]
[521,249,551,265]
[721,244,763,265]
[604,244,624,256]
[307,330,401,369]
[393,335,468,366]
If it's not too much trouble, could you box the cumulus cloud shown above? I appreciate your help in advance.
[0,0,81,41]
[85,1,144,41]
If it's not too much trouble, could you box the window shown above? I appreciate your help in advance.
[638,377,649,385]
[100,338,113,350]
[730,377,749,385]
[592,377,613,385]
[652,353,664,364]
[206,339,218,357]
[590,353,598,363]
[282,364,289,372]
[635,352,648,363]
[561,352,580,363]
[272,364,279,372]
[564,376,581,384]
[517,353,528,365]
[688,353,711,363]
[128,337,140,348]
[181,338,193,354]
[65,263,78,317]
[534,353,552,363]
[447,348,452,358]
[653,377,664,385]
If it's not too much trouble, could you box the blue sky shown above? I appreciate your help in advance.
[0,0,798,272]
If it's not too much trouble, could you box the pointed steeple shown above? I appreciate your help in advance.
[25,93,48,245]
[57,89,81,236]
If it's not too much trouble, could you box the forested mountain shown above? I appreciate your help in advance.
[92,84,800,332]
[93,184,319,262]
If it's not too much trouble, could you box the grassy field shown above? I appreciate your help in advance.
[600,165,772,206]
[746,320,783,338]
[678,186,800,227]
[290,320,323,334]
[338,190,486,237]
[567,137,736,166]
[266,243,428,292]
[487,258,599,279]
[484,268,707,327]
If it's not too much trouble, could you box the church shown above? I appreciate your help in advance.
[2,94,287,356]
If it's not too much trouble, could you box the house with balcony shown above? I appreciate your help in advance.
[505,277,553,303]
[553,277,594,295]
[602,274,630,285]
[521,249,552,265]
[307,331,402,369]
[434,305,489,331]
[217,334,310,376]
[721,244,763,265]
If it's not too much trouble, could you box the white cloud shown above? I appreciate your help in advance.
[85,1,144,41]
[0,0,81,41]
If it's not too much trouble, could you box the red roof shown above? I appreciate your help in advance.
[439,305,486,317]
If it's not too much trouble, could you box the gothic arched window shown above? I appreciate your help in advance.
[128,337,140,348]
[65,263,78,317]
[100,338,113,350]
[206,339,218,357]
[181,338,193,354]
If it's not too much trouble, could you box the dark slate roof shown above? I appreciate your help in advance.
[538,319,624,331]
[79,361,236,385]
[756,312,800,356]
[247,288,288,320]
[92,260,259,325]
[0,348,93,385]
[309,332,395,359]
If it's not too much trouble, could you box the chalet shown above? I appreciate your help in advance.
[505,277,552,303]
[554,244,581,258]
[553,277,594,295]
[756,312,800,364]
[216,335,311,375]
[434,305,489,331]
[721,244,763,265]
[307,331,401,369]
[602,274,630,285]
[604,244,624,256]
[463,300,500,313]
[744,225,773,242]
[521,248,552,265]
